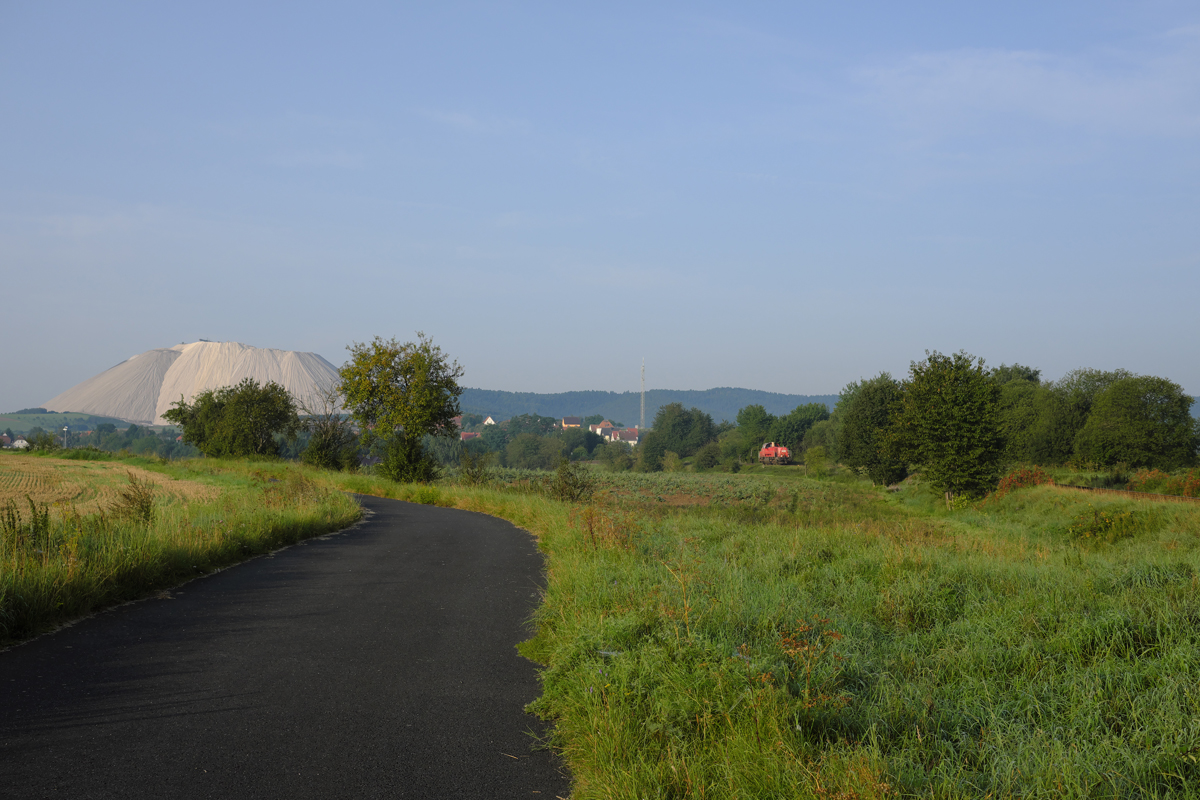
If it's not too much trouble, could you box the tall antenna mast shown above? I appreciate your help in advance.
[640,358,645,430]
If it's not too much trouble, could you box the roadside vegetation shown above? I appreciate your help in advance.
[0,449,360,644]
[286,461,1199,799]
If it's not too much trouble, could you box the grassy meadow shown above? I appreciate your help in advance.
[3,449,1198,798]
[0,450,361,644]
[297,463,1200,799]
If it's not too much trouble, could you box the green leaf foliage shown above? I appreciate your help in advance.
[651,403,717,457]
[838,373,906,486]
[163,378,300,457]
[338,332,464,443]
[767,402,830,453]
[506,432,564,470]
[377,433,440,483]
[1073,375,1198,469]
[890,350,1003,499]
[636,430,667,472]
[734,405,775,447]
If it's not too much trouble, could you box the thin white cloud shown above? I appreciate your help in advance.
[857,30,1200,139]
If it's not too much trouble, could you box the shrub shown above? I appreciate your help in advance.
[377,434,440,484]
[548,459,597,503]
[28,429,61,452]
[1068,504,1137,543]
[164,377,300,457]
[298,419,355,470]
[693,441,720,471]
[458,448,493,487]
[1127,468,1200,497]
[805,445,828,477]
[993,465,1051,499]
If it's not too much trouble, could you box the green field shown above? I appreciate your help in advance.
[302,464,1200,799]
[0,410,132,434]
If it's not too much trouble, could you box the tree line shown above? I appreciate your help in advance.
[826,352,1198,503]
[153,334,1197,498]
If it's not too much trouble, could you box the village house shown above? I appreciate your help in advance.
[483,415,501,425]
[607,428,640,446]
[561,416,581,429]
[588,420,615,435]
[460,431,481,441]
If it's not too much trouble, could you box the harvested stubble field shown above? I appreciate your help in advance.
[0,452,361,643]
[0,456,218,514]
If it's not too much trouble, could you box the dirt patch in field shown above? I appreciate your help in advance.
[0,456,220,515]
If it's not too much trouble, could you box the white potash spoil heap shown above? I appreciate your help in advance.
[43,341,341,425]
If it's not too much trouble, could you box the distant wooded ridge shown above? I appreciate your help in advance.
[459,388,841,425]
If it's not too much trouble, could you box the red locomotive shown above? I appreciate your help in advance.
[758,442,791,465]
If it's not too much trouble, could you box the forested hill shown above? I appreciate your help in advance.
[459,388,840,424]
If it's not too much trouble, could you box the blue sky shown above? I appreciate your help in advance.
[3,2,1198,411]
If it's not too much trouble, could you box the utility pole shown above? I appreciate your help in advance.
[640,358,645,430]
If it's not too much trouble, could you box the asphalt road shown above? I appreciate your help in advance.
[0,495,569,799]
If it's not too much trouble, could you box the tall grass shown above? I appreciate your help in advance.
[323,468,1200,798]
[0,456,361,644]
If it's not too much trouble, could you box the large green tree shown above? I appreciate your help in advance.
[338,333,464,482]
[636,430,667,472]
[838,373,906,486]
[164,378,300,457]
[652,403,717,457]
[768,403,830,454]
[1016,368,1134,464]
[736,405,774,441]
[889,351,1003,503]
[995,379,1042,463]
[1073,375,1198,468]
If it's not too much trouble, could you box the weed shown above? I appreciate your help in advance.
[109,472,157,523]
[1067,503,1138,542]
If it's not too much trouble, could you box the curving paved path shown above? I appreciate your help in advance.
[0,495,569,799]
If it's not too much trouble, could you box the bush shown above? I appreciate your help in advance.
[547,459,596,503]
[164,377,300,457]
[1067,504,1138,543]
[693,441,720,471]
[805,446,828,477]
[458,448,493,487]
[1127,468,1200,497]
[301,426,359,471]
[993,465,1052,499]
[661,451,683,473]
[28,429,61,452]
[377,434,440,483]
